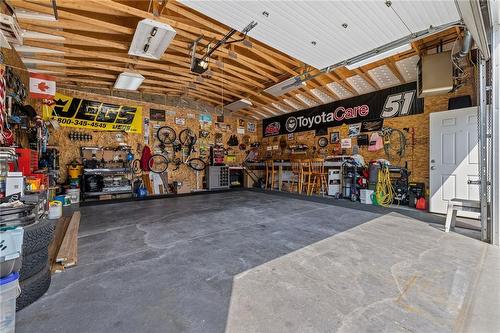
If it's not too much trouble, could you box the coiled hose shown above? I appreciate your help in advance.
[374,166,395,207]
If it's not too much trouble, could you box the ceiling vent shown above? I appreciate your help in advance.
[128,19,176,60]
[0,14,23,48]
[264,77,306,97]
[417,51,453,97]
[225,99,252,111]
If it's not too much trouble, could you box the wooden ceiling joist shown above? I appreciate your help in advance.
[8,0,462,118]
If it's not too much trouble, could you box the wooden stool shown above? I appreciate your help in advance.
[289,160,303,193]
[300,160,313,195]
[445,198,481,232]
[265,160,278,190]
[309,158,328,196]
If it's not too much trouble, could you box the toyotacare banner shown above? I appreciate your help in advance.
[44,93,143,133]
[263,82,423,137]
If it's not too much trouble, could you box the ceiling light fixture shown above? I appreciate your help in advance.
[114,72,145,91]
[225,98,253,111]
[264,77,307,97]
[345,43,412,70]
[128,19,176,60]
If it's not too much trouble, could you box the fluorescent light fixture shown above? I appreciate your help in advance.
[345,44,412,70]
[128,19,176,60]
[264,77,306,97]
[21,58,65,66]
[15,45,64,54]
[114,72,145,91]
[22,30,65,41]
[15,10,56,21]
[225,98,252,112]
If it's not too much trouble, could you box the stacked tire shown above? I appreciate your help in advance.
[16,219,54,311]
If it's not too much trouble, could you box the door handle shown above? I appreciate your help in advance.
[431,166,436,170]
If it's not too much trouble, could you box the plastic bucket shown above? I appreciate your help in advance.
[0,272,20,333]
[48,201,62,220]
[66,188,80,204]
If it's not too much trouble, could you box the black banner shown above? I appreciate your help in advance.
[263,82,423,137]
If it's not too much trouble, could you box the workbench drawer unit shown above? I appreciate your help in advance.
[206,166,229,190]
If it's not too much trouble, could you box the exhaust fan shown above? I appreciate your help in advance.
[264,77,306,97]
[128,19,176,60]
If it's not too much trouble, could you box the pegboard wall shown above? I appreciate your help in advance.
[49,89,260,189]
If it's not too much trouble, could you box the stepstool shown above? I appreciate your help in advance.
[444,198,481,232]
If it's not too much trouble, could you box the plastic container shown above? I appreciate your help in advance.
[0,227,24,278]
[66,188,80,204]
[48,201,62,220]
[0,272,20,333]
[53,195,65,205]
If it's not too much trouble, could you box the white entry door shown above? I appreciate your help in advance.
[429,107,480,216]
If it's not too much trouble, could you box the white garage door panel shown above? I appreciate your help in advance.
[180,1,460,69]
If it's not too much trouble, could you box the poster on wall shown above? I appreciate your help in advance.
[199,114,212,125]
[341,138,352,149]
[175,117,186,125]
[361,119,384,132]
[247,122,256,133]
[348,123,361,137]
[330,132,340,144]
[143,117,150,144]
[262,82,423,137]
[150,109,165,122]
[44,92,142,133]
[237,127,245,134]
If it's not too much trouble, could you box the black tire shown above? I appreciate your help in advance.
[19,247,49,282]
[179,128,197,146]
[148,154,169,174]
[17,266,51,311]
[187,158,206,171]
[22,219,55,255]
[157,126,176,144]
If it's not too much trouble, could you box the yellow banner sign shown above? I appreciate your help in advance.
[44,93,142,133]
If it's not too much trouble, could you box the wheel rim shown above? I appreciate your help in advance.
[188,158,206,171]
[157,126,176,144]
[148,155,168,173]
[180,129,197,146]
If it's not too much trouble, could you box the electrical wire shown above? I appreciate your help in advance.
[374,166,395,207]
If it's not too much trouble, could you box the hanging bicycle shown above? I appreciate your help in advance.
[148,127,206,173]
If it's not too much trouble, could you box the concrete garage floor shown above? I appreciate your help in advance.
[16,191,500,333]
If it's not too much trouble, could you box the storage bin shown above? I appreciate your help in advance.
[0,272,20,333]
[0,227,24,278]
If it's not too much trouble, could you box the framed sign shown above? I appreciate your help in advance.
[150,109,165,122]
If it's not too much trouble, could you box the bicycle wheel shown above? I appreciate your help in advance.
[179,128,197,146]
[131,159,142,175]
[157,126,176,144]
[148,154,169,173]
[187,158,206,171]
